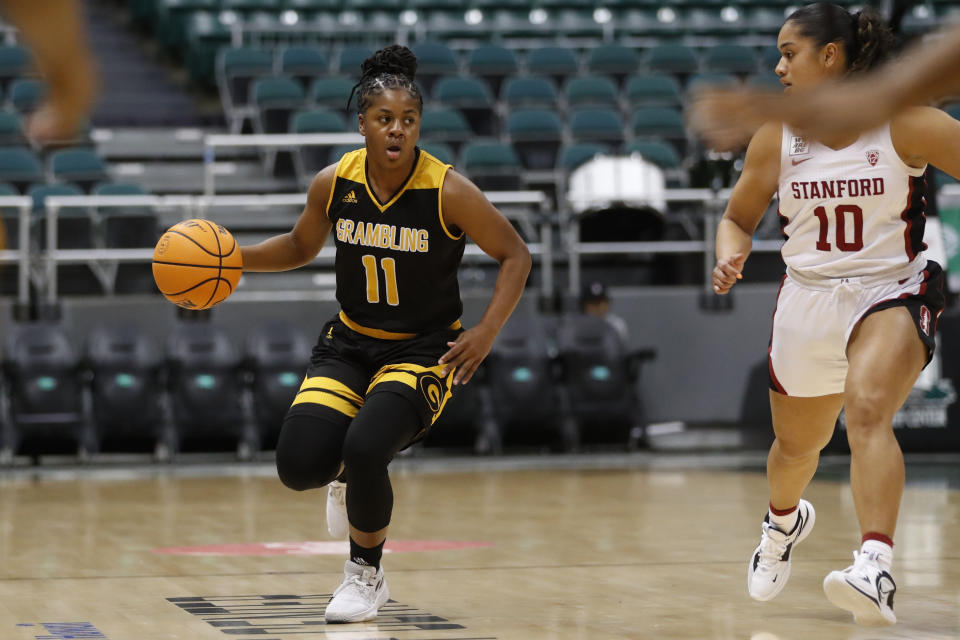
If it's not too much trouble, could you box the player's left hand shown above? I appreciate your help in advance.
[438,324,498,385]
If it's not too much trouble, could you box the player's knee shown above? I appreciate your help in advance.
[341,428,393,474]
[275,413,343,491]
[843,391,892,436]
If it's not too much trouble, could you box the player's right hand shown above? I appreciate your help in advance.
[713,253,746,294]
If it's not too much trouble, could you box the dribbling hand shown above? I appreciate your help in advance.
[713,253,746,295]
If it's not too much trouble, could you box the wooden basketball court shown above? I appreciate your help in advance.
[0,456,957,639]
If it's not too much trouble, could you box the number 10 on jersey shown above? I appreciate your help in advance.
[813,204,864,252]
[361,254,399,305]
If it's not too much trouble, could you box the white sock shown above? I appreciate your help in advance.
[860,539,893,571]
[768,505,799,533]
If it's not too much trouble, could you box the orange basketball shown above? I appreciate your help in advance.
[152,219,243,310]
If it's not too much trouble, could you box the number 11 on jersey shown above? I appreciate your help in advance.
[361,254,399,305]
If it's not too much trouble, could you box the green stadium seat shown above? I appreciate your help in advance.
[645,44,699,76]
[746,7,788,36]
[329,143,365,162]
[460,139,524,190]
[157,0,218,56]
[217,47,274,132]
[433,77,496,136]
[221,0,282,14]
[558,142,609,171]
[0,180,21,251]
[279,46,329,89]
[420,107,472,152]
[337,45,374,76]
[704,45,758,75]
[631,106,686,150]
[0,46,30,92]
[545,9,605,39]
[506,108,563,170]
[564,76,620,110]
[569,107,625,146]
[420,142,456,166]
[50,148,109,193]
[625,74,682,108]
[8,78,46,114]
[625,139,682,169]
[411,42,459,94]
[944,104,960,121]
[184,11,230,87]
[290,109,348,179]
[585,44,640,87]
[0,147,43,192]
[502,76,559,108]
[311,76,357,115]
[685,7,735,36]
[252,76,306,134]
[526,46,580,84]
[28,183,90,248]
[0,110,24,146]
[467,45,519,96]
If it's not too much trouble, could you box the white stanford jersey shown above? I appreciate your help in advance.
[777,123,927,279]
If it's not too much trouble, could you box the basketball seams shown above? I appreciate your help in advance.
[167,229,222,257]
[201,220,223,309]
[153,259,242,270]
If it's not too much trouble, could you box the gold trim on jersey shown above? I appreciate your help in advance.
[338,310,462,340]
[290,375,365,417]
[436,163,463,241]
[367,363,455,424]
[324,152,349,220]
[334,148,450,214]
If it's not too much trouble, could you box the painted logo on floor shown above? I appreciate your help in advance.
[169,594,497,639]
[15,622,109,639]
[153,539,493,556]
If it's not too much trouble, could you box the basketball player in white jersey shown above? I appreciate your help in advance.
[714,3,960,626]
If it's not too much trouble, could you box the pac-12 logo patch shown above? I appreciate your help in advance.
[789,136,809,156]
[866,149,880,166]
[418,373,444,414]
[920,305,931,335]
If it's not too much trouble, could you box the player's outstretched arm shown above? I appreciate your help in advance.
[690,22,960,151]
[714,122,781,294]
[241,166,336,272]
[1,0,97,143]
[890,106,960,181]
[437,170,532,384]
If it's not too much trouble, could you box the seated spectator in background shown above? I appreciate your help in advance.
[580,281,629,344]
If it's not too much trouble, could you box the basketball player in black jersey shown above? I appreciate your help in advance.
[240,45,531,623]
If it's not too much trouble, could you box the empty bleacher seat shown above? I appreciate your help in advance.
[336,45,374,75]
[217,47,274,132]
[420,107,472,151]
[625,139,683,171]
[0,147,43,193]
[507,108,563,170]
[526,46,580,84]
[460,140,524,191]
[290,108,348,179]
[467,45,519,96]
[585,44,640,87]
[704,44,759,75]
[631,107,686,149]
[645,44,699,76]
[433,76,496,136]
[49,148,109,193]
[411,41,459,94]
[686,72,739,94]
[311,76,356,116]
[8,78,46,114]
[251,76,306,134]
[0,110,24,146]
[420,142,455,165]
[625,74,682,108]
[564,76,620,110]
[502,75,559,109]
[569,107,625,146]
[279,46,329,90]
[0,45,30,92]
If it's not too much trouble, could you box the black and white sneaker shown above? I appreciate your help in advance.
[324,560,390,623]
[823,550,897,626]
[747,499,816,601]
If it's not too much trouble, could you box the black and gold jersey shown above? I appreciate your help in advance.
[325,147,466,338]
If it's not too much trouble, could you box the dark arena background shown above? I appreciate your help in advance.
[0,1,958,638]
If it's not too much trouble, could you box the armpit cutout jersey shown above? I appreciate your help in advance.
[325,147,466,337]
[777,123,927,279]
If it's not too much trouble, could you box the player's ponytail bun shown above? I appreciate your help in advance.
[348,45,423,114]
[785,3,892,76]
[848,8,893,74]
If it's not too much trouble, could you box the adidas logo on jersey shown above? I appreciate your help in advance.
[342,190,358,204]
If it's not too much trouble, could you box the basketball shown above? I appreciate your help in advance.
[152,219,243,310]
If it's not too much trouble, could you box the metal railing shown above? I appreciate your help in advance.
[39,190,554,302]
[0,196,37,306]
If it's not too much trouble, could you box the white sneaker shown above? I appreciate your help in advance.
[324,560,389,623]
[326,480,348,538]
[823,550,897,626]
[747,499,816,601]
